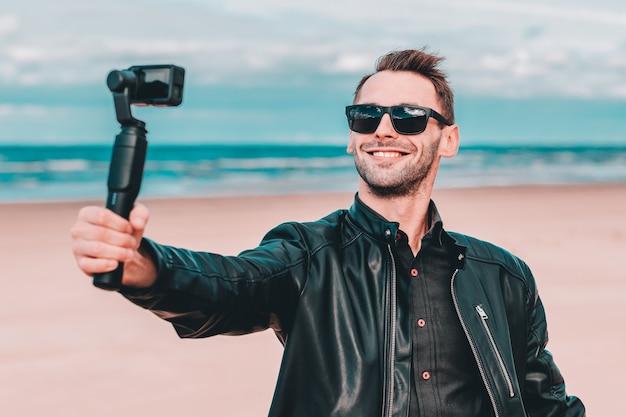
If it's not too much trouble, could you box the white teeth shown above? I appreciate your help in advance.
[372,151,402,157]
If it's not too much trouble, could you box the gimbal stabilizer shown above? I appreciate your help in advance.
[93,65,185,290]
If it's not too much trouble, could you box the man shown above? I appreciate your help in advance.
[71,49,585,416]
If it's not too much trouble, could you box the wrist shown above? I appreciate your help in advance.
[121,245,158,289]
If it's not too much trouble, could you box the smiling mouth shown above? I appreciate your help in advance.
[368,150,409,158]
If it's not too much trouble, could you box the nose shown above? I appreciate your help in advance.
[375,113,398,138]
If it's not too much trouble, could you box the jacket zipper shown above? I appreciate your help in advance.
[383,244,397,417]
[475,305,516,398]
[451,270,501,417]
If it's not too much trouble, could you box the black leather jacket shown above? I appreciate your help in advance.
[124,196,585,417]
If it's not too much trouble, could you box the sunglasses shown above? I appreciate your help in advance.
[345,104,452,135]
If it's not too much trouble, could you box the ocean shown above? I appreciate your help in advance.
[1,144,625,203]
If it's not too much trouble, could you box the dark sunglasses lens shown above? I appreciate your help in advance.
[391,107,428,134]
[348,106,382,133]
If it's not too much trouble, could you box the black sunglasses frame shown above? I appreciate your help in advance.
[345,104,452,135]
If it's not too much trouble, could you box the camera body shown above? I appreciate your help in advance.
[107,64,185,107]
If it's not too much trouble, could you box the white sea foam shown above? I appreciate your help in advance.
[1,145,625,203]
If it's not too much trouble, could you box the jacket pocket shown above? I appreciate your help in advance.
[475,304,516,398]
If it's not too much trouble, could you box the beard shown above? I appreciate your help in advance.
[353,136,441,198]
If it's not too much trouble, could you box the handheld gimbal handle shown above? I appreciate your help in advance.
[92,124,147,290]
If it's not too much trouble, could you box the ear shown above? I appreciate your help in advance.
[347,133,356,154]
[439,124,460,158]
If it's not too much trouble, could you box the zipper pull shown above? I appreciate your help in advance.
[476,305,488,320]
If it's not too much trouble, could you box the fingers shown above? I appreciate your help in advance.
[70,205,149,276]
[73,253,120,277]
[72,206,137,247]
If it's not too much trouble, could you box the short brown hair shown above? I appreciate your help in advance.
[353,49,455,124]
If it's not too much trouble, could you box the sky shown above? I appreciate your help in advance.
[1,0,625,146]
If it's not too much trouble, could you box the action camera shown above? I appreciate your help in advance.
[106,64,185,107]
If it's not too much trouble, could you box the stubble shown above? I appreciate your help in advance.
[353,136,441,198]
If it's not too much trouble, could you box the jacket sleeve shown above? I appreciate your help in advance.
[119,222,309,340]
[522,278,586,416]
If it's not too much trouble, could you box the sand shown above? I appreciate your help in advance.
[1,184,624,416]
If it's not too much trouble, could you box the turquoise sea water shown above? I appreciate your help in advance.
[1,144,625,203]
[3,84,626,148]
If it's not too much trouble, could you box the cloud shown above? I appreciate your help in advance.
[0,14,18,36]
[463,0,626,25]
[0,103,49,117]
[1,1,625,98]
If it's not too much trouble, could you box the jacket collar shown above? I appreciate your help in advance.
[348,193,400,245]
[348,193,467,268]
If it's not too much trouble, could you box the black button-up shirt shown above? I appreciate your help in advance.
[394,204,493,417]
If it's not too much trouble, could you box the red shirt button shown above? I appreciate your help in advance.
[410,269,418,277]
[422,371,431,380]
[417,319,426,327]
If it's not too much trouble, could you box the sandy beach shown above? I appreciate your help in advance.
[1,184,624,416]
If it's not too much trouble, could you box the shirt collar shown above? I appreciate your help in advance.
[349,194,466,268]
[427,200,467,269]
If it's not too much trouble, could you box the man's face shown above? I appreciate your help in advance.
[348,70,452,198]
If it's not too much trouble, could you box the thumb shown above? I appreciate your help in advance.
[128,203,150,247]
